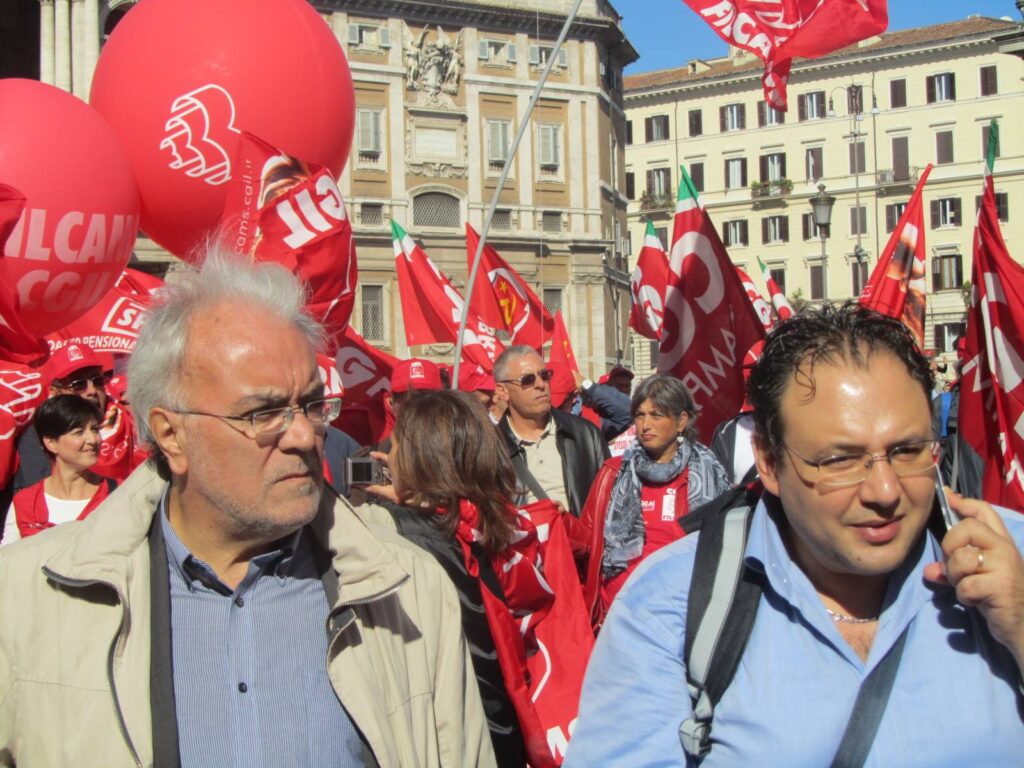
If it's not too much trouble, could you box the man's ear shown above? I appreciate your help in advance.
[753,431,781,496]
[148,408,188,475]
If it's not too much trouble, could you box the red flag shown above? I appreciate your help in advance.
[757,254,793,322]
[658,178,766,443]
[549,312,579,373]
[221,132,358,354]
[681,0,887,110]
[735,265,773,332]
[331,327,400,445]
[392,220,502,371]
[629,221,670,341]
[859,165,932,347]
[0,185,49,365]
[958,144,1024,509]
[466,225,553,349]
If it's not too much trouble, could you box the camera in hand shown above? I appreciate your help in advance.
[344,457,386,487]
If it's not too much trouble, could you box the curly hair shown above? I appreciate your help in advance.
[747,301,933,460]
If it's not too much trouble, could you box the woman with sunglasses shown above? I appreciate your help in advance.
[2,395,117,545]
[579,375,731,628]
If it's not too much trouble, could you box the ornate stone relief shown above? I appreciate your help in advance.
[402,22,464,107]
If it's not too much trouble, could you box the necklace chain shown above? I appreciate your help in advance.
[825,607,878,624]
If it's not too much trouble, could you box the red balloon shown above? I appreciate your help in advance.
[90,0,355,261]
[0,79,140,337]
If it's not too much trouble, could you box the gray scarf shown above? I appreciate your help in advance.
[602,438,730,578]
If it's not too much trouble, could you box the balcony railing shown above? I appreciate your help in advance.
[876,167,921,186]
[638,191,675,211]
[751,178,793,198]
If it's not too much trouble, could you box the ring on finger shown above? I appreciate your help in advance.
[976,549,985,572]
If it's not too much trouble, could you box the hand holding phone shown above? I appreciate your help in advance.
[934,465,960,532]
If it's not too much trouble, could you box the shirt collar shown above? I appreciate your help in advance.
[507,414,555,445]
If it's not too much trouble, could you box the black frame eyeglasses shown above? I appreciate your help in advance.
[176,396,342,439]
[499,369,554,388]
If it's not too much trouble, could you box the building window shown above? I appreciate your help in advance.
[689,162,705,193]
[770,268,787,294]
[759,152,786,183]
[645,115,670,142]
[646,167,672,199]
[688,109,703,137]
[413,192,460,229]
[758,101,785,127]
[798,91,826,120]
[850,206,867,236]
[625,120,633,145]
[885,202,908,233]
[927,72,956,103]
[761,215,789,244]
[723,219,748,247]
[809,264,824,300]
[486,119,512,168]
[360,284,387,343]
[541,211,562,233]
[975,192,1009,222]
[542,287,563,316]
[356,108,384,164]
[891,136,911,182]
[725,157,747,189]
[931,197,961,228]
[847,85,864,115]
[890,79,907,109]
[528,44,568,69]
[806,147,824,181]
[849,141,866,174]
[980,65,998,97]
[625,171,635,200]
[982,124,1001,159]
[932,252,963,291]
[490,209,513,231]
[654,226,668,246]
[802,212,824,241]
[348,22,391,51]
[720,103,746,132]
[360,203,384,227]
[936,130,954,165]
[852,261,868,296]
[537,123,561,174]
[478,38,516,65]
[936,322,966,353]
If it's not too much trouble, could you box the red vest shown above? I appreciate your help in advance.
[11,478,114,539]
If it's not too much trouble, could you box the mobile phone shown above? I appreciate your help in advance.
[933,465,960,532]
[344,457,386,487]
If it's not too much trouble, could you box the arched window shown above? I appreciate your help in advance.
[412,192,460,229]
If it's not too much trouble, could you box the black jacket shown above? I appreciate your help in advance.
[498,409,609,518]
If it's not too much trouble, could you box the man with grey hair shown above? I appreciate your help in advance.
[0,250,494,767]
[494,344,608,518]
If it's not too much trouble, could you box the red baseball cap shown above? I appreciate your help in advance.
[48,343,104,382]
[458,364,495,393]
[391,358,443,392]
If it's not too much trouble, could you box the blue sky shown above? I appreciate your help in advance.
[622,1,1021,73]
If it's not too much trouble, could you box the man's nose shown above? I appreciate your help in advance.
[857,456,902,508]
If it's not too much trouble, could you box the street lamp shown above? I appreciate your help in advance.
[810,183,836,299]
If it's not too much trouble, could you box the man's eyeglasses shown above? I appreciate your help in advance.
[55,373,109,394]
[176,396,342,439]
[499,369,554,388]
[782,439,942,488]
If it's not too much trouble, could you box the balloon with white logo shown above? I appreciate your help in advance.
[89,0,355,262]
[0,79,139,336]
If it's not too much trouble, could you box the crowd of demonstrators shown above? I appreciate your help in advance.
[494,345,609,518]
[577,375,730,627]
[457,363,506,424]
[566,303,1024,766]
[0,249,493,766]
[2,395,116,545]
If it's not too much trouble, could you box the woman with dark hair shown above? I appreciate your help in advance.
[579,374,730,626]
[2,395,116,545]
[362,389,594,768]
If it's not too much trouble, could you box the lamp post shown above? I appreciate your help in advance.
[810,183,836,300]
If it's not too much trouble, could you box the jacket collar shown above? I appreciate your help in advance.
[42,461,409,606]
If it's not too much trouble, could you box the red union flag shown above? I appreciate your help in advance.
[859,164,932,347]
[466,224,553,350]
[682,0,888,110]
[220,132,357,354]
[392,220,503,371]
[658,169,766,443]
[549,311,579,373]
[629,220,670,341]
[735,265,773,332]
[757,254,793,322]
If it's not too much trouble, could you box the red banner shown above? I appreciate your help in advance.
[736,265,773,332]
[466,224,553,350]
[681,0,888,110]
[221,132,358,354]
[629,221,670,341]
[859,164,932,347]
[549,312,579,373]
[330,326,399,445]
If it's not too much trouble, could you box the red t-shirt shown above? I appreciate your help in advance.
[600,467,690,610]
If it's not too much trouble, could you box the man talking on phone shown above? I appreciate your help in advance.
[567,303,1024,766]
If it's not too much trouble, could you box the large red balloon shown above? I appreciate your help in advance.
[90,0,355,261]
[0,79,140,336]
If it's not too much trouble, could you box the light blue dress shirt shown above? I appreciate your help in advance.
[565,498,1024,767]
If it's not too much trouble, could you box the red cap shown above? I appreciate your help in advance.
[48,343,103,382]
[458,364,495,393]
[391,358,443,392]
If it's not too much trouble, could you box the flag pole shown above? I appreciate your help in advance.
[452,0,584,385]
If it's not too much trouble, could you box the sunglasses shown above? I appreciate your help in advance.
[57,373,108,394]
[500,368,554,388]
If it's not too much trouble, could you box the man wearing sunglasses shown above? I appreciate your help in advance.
[495,345,608,519]
[568,303,1024,766]
[0,250,493,766]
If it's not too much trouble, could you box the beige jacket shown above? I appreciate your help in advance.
[0,462,496,767]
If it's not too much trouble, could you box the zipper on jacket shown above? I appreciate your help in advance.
[43,567,143,768]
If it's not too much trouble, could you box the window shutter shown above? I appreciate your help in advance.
[646,169,655,195]
[722,222,730,245]
[557,48,568,68]
[949,73,956,101]
[757,101,766,128]
[738,104,746,130]
[981,65,997,96]
[348,24,361,45]
[740,220,748,246]
[892,136,909,180]
[645,117,653,143]
[528,45,540,65]
[689,110,701,137]
[890,79,906,109]
[780,154,787,179]
[759,155,769,184]
[777,108,785,125]
[761,218,769,244]
[357,110,372,152]
[999,193,1009,222]
[802,213,811,241]
[625,172,635,200]
[724,159,731,187]
[478,40,490,60]
[690,162,704,192]
[798,95,807,121]
[926,75,936,103]
[740,158,747,187]
[780,217,789,242]
[506,43,517,63]
[379,27,391,48]
[719,106,727,132]
[886,205,896,232]
[930,200,940,228]
[952,198,962,226]
[488,122,501,162]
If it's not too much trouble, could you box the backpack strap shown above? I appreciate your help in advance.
[679,485,763,760]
